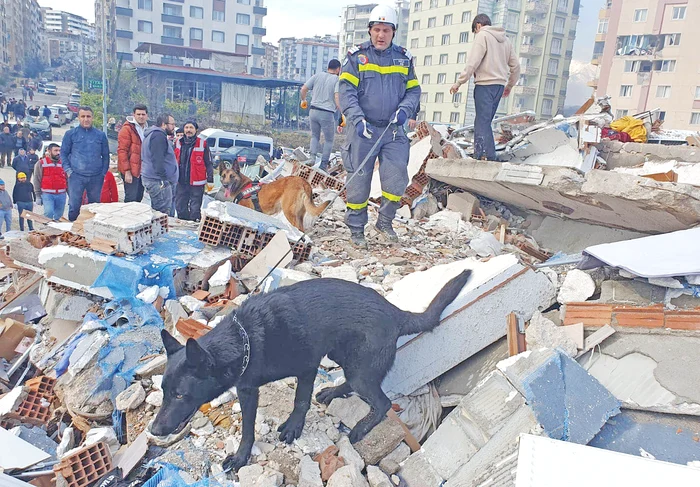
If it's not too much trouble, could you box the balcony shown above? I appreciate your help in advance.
[591,54,602,66]
[250,67,265,76]
[525,1,549,14]
[117,51,133,61]
[587,79,599,88]
[115,7,132,17]
[523,23,545,35]
[116,29,133,39]
[524,65,539,76]
[161,14,184,25]
[556,3,568,13]
[251,46,265,55]
[512,85,537,96]
[253,6,267,15]
[161,36,184,46]
[520,45,542,56]
[252,27,266,35]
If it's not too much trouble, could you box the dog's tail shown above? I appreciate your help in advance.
[302,189,331,218]
[400,270,472,336]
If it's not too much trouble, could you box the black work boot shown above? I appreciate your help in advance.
[375,216,398,242]
[350,229,368,249]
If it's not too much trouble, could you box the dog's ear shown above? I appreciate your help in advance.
[161,329,183,356]
[185,338,214,369]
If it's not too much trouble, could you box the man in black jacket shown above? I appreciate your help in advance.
[141,114,178,216]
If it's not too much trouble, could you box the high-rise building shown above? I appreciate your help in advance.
[1,0,46,72]
[44,9,94,37]
[278,35,339,82]
[43,9,96,67]
[409,0,580,126]
[96,0,268,75]
[339,1,410,57]
[595,0,699,130]
[262,42,278,78]
[0,0,11,70]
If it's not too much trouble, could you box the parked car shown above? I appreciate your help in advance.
[214,146,271,181]
[44,83,57,95]
[52,104,74,121]
[40,77,48,84]
[67,101,80,116]
[69,93,82,104]
[27,81,36,89]
[37,82,46,93]
[48,106,68,126]
[40,140,61,156]
[25,116,52,140]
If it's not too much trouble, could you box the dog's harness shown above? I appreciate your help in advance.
[232,313,250,376]
[233,182,263,213]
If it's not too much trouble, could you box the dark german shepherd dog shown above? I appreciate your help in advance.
[151,271,471,471]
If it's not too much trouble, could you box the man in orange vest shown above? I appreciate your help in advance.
[174,120,213,221]
[32,143,67,220]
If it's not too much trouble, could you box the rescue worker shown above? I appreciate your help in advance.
[32,143,67,221]
[174,120,213,221]
[338,3,420,249]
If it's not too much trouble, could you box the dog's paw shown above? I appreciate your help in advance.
[315,386,345,405]
[223,454,249,472]
[278,416,305,444]
[348,424,370,444]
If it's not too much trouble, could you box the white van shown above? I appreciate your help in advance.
[199,129,273,158]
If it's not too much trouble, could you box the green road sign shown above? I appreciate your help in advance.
[88,79,103,89]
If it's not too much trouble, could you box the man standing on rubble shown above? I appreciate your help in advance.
[118,104,149,203]
[61,107,110,221]
[301,59,342,171]
[450,14,519,161]
[174,120,213,221]
[33,143,67,221]
[141,114,178,216]
[338,4,421,249]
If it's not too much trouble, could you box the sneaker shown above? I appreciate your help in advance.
[350,231,368,249]
[375,219,398,242]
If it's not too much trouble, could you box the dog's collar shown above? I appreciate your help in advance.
[232,313,250,376]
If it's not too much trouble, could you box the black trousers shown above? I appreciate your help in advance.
[123,174,145,203]
[175,183,204,221]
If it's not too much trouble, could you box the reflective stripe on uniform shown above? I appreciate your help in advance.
[382,191,402,202]
[358,63,409,76]
[193,146,205,153]
[406,79,419,89]
[346,200,369,210]
[339,72,359,86]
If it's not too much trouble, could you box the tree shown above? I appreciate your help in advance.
[24,57,46,78]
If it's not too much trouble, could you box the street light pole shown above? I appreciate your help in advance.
[81,33,86,92]
[101,0,108,133]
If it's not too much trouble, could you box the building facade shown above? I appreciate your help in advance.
[0,0,45,72]
[278,35,339,82]
[596,0,699,130]
[96,0,268,75]
[262,42,278,78]
[339,1,410,57]
[408,0,579,126]
[43,9,96,67]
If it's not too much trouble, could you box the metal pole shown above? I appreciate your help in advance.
[101,0,108,133]
[81,34,85,92]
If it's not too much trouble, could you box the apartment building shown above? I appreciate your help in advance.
[0,0,45,72]
[339,1,410,57]
[44,9,94,37]
[43,9,97,66]
[96,0,268,75]
[0,0,10,70]
[408,0,579,126]
[262,41,278,78]
[278,35,339,82]
[596,0,700,130]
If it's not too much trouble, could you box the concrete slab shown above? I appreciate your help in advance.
[596,279,667,306]
[426,158,700,234]
[529,216,647,254]
[436,337,508,398]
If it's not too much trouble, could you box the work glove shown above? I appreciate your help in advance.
[391,108,407,126]
[339,114,346,127]
[300,100,308,110]
[205,183,215,192]
[356,120,373,140]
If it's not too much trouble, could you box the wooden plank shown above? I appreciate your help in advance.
[563,303,613,327]
[20,210,52,225]
[575,97,595,115]
[386,409,421,453]
[506,312,520,357]
[665,311,700,331]
[575,324,616,359]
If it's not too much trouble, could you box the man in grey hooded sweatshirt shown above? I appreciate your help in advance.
[140,113,178,216]
[450,14,520,161]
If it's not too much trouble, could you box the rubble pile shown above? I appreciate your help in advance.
[2,104,700,487]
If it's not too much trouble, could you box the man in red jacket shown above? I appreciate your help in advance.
[32,143,67,220]
[174,120,213,221]
[117,104,148,202]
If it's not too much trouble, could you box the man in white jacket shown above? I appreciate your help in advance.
[450,14,520,161]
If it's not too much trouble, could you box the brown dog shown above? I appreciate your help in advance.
[215,163,329,232]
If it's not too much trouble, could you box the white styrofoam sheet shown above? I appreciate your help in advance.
[583,228,700,278]
[515,434,700,486]
[0,427,51,470]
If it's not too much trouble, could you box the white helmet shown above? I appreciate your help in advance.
[368,4,398,30]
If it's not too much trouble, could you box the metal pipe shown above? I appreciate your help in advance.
[101,0,108,133]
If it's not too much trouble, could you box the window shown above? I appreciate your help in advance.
[163,3,182,16]
[457,52,466,64]
[414,1,422,11]
[446,0,454,5]
[411,38,419,48]
[462,11,471,24]
[658,111,666,121]
[450,112,460,123]
[422,74,430,84]
[667,33,681,46]
[213,10,225,21]
[426,36,434,47]
[212,30,225,43]
[437,73,446,84]
[190,6,204,18]
[634,9,647,22]
[435,92,444,103]
[654,60,676,72]
[138,0,152,10]
[347,20,355,31]
[432,111,442,122]
[544,79,556,95]
[163,25,181,38]
[624,60,638,72]
[552,17,566,35]
[451,93,462,104]
[237,13,250,25]
[424,55,432,66]
[138,20,152,33]
[597,18,608,34]
[190,28,203,41]
[347,7,355,18]
[656,85,671,98]
[459,32,468,43]
[547,58,559,75]
[551,38,562,55]
[557,0,568,10]
[428,17,436,28]
[619,85,633,97]
[691,113,700,125]
[542,99,553,116]
[236,34,249,46]
[439,53,448,64]
[237,0,251,4]
[420,92,428,103]
[429,0,437,7]
[672,6,686,20]
[412,20,420,30]
[695,86,700,99]
[442,34,450,45]
[454,72,461,83]
[444,14,453,26]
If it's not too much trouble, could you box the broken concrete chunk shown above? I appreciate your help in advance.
[326,395,371,430]
[298,455,324,487]
[321,265,359,283]
[366,466,393,487]
[67,331,110,380]
[135,355,167,377]
[326,466,370,487]
[525,312,578,357]
[337,436,365,471]
[146,390,163,407]
[83,427,120,455]
[468,232,503,257]
[294,430,334,456]
[354,419,406,466]
[115,382,146,411]
[557,269,596,304]
[446,192,480,220]
[237,464,284,487]
[378,443,410,475]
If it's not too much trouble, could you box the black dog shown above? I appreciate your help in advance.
[151,271,471,471]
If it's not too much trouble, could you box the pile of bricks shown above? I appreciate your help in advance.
[292,163,347,201]
[1,376,58,427]
[564,302,700,331]
[53,441,113,487]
